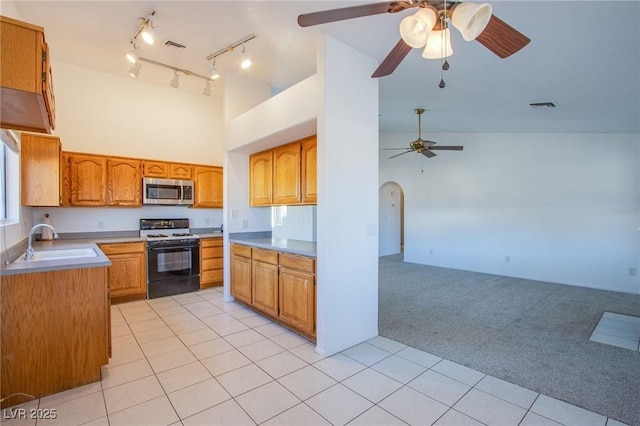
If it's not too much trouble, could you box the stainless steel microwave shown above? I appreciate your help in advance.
[142,178,195,206]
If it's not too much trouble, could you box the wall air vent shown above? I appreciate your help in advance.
[163,40,187,49]
[529,102,557,109]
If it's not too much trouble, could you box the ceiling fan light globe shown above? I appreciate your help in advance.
[451,2,493,41]
[399,7,437,48]
[422,28,453,59]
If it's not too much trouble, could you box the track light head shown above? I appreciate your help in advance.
[128,63,141,78]
[202,81,211,96]
[140,13,156,45]
[208,61,220,80]
[125,44,140,64]
[239,44,251,69]
[170,72,180,88]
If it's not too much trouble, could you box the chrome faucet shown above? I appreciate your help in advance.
[24,224,59,260]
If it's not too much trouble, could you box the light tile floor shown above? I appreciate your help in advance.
[2,287,630,426]
[589,312,640,352]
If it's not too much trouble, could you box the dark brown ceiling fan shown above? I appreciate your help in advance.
[384,108,463,159]
[298,1,530,78]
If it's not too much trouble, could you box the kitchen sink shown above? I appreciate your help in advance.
[13,247,98,263]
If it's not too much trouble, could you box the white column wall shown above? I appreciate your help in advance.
[315,35,379,356]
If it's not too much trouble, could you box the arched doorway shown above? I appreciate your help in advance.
[379,181,404,256]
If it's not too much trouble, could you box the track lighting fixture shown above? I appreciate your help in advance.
[202,81,211,96]
[128,63,141,78]
[125,43,140,64]
[128,57,215,96]
[208,60,220,80]
[140,20,155,45]
[170,72,180,88]
[206,33,256,72]
[239,44,251,69]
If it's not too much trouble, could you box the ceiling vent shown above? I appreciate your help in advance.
[163,40,187,49]
[529,101,557,109]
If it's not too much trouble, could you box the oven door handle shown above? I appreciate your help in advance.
[148,245,198,251]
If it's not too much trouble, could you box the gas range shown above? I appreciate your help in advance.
[140,219,200,247]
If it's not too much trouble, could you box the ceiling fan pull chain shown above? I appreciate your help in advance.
[438,8,447,88]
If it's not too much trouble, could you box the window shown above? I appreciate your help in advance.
[0,143,6,222]
[0,130,20,226]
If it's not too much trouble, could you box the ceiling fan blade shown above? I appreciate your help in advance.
[475,15,530,58]
[429,146,464,151]
[422,150,437,158]
[298,2,394,27]
[388,150,414,159]
[372,39,412,78]
[383,148,413,150]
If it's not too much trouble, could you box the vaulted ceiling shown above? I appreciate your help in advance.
[11,1,640,134]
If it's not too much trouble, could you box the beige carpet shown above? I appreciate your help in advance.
[378,254,640,426]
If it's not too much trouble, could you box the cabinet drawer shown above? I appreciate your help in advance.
[201,238,223,248]
[253,248,278,265]
[202,269,223,283]
[99,241,145,255]
[202,247,223,259]
[202,258,223,270]
[279,253,315,273]
[231,243,252,258]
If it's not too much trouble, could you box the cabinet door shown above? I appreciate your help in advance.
[99,243,146,298]
[106,158,141,206]
[301,136,317,204]
[59,152,71,206]
[20,133,60,206]
[169,164,193,180]
[231,250,252,304]
[70,154,107,206]
[273,142,301,205]
[249,151,273,206]
[279,267,315,336]
[194,166,223,208]
[252,260,279,317]
[142,161,169,178]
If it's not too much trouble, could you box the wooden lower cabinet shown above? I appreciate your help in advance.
[230,243,316,338]
[230,244,252,305]
[98,242,146,301]
[1,266,110,407]
[278,253,316,336]
[251,248,279,317]
[200,237,223,288]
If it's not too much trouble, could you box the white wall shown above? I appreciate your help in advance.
[51,60,223,166]
[315,35,379,355]
[379,132,640,295]
[31,207,222,234]
[271,205,316,242]
[379,182,402,256]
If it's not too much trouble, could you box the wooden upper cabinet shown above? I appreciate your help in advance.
[20,133,60,206]
[106,158,141,206]
[69,154,107,206]
[250,150,273,206]
[273,142,301,205]
[142,160,192,180]
[194,166,223,208]
[142,161,169,178]
[301,136,317,204]
[170,163,192,180]
[0,16,55,133]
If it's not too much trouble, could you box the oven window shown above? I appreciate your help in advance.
[147,184,180,200]
[157,250,191,272]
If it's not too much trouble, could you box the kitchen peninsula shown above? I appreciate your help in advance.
[0,241,111,408]
[229,233,317,339]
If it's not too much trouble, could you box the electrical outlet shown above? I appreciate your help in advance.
[429,248,433,255]
[205,218,210,225]
[629,267,637,276]
[97,220,105,229]
[231,209,239,219]
[241,219,248,229]
[505,256,511,264]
